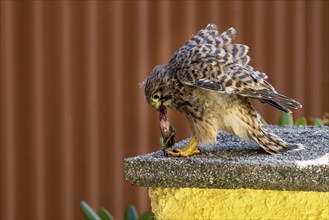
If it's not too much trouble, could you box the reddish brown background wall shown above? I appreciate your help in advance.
[1,1,328,219]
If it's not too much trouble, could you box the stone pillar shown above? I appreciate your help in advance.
[124,126,329,219]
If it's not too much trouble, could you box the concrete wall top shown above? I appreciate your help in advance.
[125,126,329,192]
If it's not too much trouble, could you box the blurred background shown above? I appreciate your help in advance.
[1,1,328,219]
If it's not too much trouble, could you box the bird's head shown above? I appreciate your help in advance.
[143,64,173,112]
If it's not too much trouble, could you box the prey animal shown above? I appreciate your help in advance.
[144,24,302,156]
[159,105,176,150]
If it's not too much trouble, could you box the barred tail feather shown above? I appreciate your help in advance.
[248,126,304,154]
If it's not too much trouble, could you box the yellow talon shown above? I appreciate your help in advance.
[165,136,200,157]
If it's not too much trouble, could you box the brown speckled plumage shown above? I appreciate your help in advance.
[144,24,303,155]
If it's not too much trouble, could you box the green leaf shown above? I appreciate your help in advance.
[139,211,156,220]
[80,201,101,220]
[314,117,324,126]
[278,112,293,125]
[99,208,114,220]
[294,116,307,126]
[125,205,138,220]
[260,117,268,125]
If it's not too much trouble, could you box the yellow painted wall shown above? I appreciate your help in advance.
[149,188,329,220]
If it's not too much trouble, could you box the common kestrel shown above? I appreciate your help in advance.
[144,24,302,156]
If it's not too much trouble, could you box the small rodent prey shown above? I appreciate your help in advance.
[159,105,175,150]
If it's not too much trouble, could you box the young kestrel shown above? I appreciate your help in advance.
[144,24,302,156]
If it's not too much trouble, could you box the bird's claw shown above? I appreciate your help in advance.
[164,136,200,157]
[165,148,200,157]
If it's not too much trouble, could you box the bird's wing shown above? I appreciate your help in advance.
[170,24,301,112]
[169,24,266,77]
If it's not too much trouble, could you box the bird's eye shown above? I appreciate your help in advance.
[151,92,161,102]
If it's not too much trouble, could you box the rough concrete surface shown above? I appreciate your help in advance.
[124,126,329,192]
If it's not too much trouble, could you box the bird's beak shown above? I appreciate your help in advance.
[152,101,162,112]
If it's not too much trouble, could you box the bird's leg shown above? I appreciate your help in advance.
[165,136,200,157]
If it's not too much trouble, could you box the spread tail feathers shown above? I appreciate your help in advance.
[248,126,304,154]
